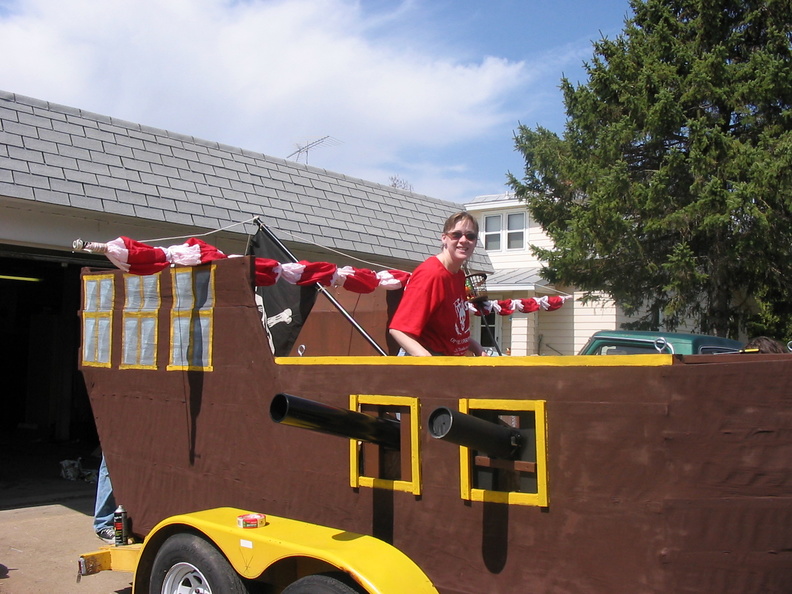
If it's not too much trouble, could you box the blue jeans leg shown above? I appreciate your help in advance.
[93,455,116,532]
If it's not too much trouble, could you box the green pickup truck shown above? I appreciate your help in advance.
[578,330,744,356]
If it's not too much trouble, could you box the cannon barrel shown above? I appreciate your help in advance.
[270,393,400,450]
[428,407,523,460]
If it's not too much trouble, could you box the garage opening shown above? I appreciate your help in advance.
[0,246,111,443]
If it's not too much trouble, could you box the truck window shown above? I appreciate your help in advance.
[597,343,661,355]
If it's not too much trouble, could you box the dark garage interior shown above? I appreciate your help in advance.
[0,246,113,505]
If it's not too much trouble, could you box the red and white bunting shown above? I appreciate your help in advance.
[468,295,569,317]
[75,236,568,314]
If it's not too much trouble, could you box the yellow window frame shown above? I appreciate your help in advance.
[459,398,548,507]
[81,273,115,368]
[349,394,421,495]
[120,273,160,370]
[167,266,215,372]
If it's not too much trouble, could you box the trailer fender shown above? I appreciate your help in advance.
[137,507,437,594]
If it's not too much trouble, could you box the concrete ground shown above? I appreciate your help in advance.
[0,429,132,594]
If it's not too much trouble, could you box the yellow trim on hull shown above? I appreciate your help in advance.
[275,354,674,367]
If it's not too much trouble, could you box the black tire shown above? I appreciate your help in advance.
[282,572,365,594]
[149,532,249,594]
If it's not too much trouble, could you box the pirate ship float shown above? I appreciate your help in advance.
[76,230,792,594]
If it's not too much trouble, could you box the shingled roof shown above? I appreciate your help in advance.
[0,90,491,272]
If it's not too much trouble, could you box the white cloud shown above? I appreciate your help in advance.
[0,0,538,200]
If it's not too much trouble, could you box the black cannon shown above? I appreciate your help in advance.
[270,393,401,450]
[427,407,523,460]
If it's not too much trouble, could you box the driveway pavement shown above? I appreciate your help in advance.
[0,502,133,594]
[0,430,132,593]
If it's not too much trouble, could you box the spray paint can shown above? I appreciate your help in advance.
[113,505,128,546]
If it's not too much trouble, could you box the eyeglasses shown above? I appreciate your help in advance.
[445,231,478,241]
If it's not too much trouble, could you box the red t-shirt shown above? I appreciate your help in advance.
[389,256,470,356]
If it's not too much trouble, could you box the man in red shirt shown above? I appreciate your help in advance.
[389,212,486,357]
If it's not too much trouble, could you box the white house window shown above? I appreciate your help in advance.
[484,215,502,250]
[483,212,526,251]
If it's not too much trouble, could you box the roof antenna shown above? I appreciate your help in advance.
[287,136,343,165]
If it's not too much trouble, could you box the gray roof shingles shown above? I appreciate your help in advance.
[486,267,548,289]
[0,90,492,272]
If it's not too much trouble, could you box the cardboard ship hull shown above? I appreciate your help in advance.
[80,257,792,593]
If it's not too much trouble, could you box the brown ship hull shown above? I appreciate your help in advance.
[80,257,792,593]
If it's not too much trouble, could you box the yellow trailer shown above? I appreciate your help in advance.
[79,507,437,593]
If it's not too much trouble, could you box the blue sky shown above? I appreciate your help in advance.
[0,0,632,202]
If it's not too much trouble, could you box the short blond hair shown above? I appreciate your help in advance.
[442,211,478,235]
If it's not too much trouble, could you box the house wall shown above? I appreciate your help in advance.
[527,216,556,260]
[466,195,627,356]
[510,310,536,356]
[475,204,552,271]
[570,292,622,354]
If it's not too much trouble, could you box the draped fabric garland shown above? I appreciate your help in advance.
[74,235,569,315]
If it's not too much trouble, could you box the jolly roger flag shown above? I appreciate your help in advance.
[247,227,318,357]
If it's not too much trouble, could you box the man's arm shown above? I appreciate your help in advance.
[467,338,487,357]
[389,328,433,357]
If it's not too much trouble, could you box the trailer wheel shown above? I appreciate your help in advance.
[282,572,365,593]
[150,533,248,594]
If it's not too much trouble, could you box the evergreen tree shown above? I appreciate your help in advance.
[510,0,792,338]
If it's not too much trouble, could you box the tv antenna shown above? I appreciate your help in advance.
[287,136,343,165]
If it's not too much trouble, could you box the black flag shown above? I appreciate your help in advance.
[248,227,318,356]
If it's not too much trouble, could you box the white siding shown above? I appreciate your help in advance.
[536,294,577,355]
[527,217,555,256]
[508,312,540,356]
[571,292,621,354]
